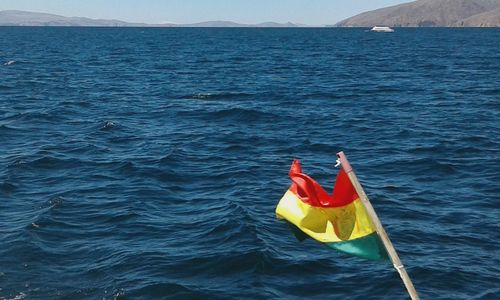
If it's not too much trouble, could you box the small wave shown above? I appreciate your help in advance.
[0,181,17,194]
[56,287,101,299]
[410,264,495,298]
[58,100,92,108]
[374,85,403,93]
[127,282,209,299]
[470,288,500,300]
[175,105,279,124]
[104,211,140,224]
[210,107,279,122]
[111,161,136,173]
[0,124,20,133]
[14,111,64,123]
[304,141,336,154]
[0,84,14,90]
[158,148,189,165]
[300,92,345,101]
[19,156,82,170]
[481,88,500,96]
[408,144,443,154]
[184,92,255,101]
[415,158,457,175]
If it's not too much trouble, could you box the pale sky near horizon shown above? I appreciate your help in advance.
[0,0,411,25]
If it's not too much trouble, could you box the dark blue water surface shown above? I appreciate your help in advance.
[1,27,499,299]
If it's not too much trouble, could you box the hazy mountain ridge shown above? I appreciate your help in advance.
[181,21,304,27]
[0,10,153,27]
[336,0,500,27]
[0,10,305,27]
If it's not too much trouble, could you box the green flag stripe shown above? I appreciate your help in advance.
[326,232,389,261]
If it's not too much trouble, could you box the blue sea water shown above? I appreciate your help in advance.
[0,27,499,299]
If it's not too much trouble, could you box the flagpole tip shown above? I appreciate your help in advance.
[336,151,353,173]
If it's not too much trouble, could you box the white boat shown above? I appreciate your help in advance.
[370,26,394,32]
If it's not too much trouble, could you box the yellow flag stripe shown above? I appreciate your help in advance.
[276,190,376,243]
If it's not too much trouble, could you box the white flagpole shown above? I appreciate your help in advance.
[336,151,420,300]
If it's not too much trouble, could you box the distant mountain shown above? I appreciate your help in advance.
[181,21,246,27]
[0,10,160,27]
[336,0,500,27]
[180,20,303,27]
[254,22,306,28]
[0,10,306,27]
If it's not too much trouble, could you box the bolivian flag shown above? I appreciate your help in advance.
[276,160,389,260]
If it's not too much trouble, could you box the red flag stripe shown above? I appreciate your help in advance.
[288,160,359,208]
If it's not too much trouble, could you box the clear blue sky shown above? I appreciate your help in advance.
[0,0,411,25]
